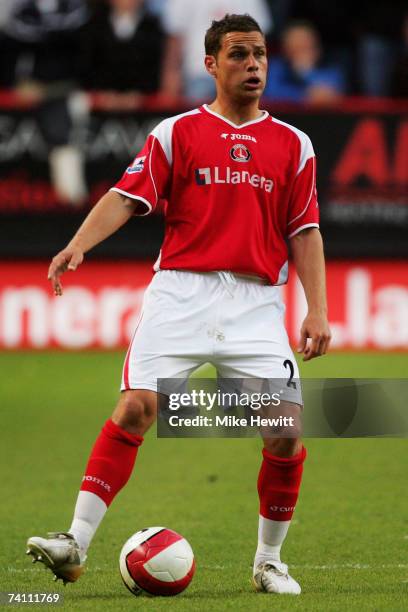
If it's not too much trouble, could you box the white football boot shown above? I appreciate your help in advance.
[26,532,85,585]
[253,561,301,595]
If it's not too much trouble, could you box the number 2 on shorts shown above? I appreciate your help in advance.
[283,359,297,389]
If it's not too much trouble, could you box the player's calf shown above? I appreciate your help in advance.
[253,444,306,594]
[26,416,146,582]
[258,401,303,453]
[263,437,302,457]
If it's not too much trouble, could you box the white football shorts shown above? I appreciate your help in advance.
[121,270,301,403]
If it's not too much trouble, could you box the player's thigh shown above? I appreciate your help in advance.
[216,282,301,389]
[121,271,214,393]
[215,287,303,451]
[217,347,302,407]
[112,389,160,435]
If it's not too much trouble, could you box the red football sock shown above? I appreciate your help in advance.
[80,419,143,506]
[257,446,307,521]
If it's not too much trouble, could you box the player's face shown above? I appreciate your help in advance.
[206,31,267,101]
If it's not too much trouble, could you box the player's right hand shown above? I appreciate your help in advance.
[48,248,84,296]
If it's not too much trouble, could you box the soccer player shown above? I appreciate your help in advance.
[27,13,331,595]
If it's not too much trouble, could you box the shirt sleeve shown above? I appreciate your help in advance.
[287,136,320,238]
[110,134,170,216]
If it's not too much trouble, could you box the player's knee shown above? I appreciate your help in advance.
[263,437,302,457]
[112,390,157,434]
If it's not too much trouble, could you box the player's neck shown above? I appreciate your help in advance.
[208,98,263,126]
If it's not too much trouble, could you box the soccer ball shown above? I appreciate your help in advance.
[119,527,195,596]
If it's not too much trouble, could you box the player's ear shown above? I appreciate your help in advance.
[205,55,217,77]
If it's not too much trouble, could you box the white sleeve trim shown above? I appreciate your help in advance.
[288,223,319,239]
[149,137,158,206]
[271,117,314,175]
[297,135,314,175]
[151,108,201,165]
[288,157,315,226]
[109,188,153,216]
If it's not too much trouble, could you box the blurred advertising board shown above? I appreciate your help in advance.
[0,261,406,350]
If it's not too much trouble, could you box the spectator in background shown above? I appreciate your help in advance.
[289,0,354,91]
[1,0,89,205]
[263,21,345,104]
[160,1,272,101]
[355,0,406,97]
[80,0,164,109]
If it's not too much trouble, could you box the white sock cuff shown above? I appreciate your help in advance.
[258,515,291,547]
[69,491,108,557]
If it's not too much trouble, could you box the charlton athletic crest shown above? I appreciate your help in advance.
[230,143,251,162]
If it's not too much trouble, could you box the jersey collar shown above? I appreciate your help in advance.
[201,104,269,129]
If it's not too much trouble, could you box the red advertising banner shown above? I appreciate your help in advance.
[282,261,408,350]
[0,261,407,350]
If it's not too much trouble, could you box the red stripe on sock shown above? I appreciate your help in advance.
[80,419,143,506]
[257,446,306,521]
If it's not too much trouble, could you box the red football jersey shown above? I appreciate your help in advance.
[111,104,319,285]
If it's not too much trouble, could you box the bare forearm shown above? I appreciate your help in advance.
[48,190,138,296]
[290,228,327,313]
[290,228,331,359]
[67,190,137,253]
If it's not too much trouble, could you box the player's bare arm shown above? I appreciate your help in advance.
[48,191,137,296]
[290,227,331,361]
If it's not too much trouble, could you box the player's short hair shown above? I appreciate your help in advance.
[205,14,264,57]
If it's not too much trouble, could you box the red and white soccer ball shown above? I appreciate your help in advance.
[119,527,195,596]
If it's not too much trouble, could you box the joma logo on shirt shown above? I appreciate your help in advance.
[221,133,257,143]
[195,167,274,193]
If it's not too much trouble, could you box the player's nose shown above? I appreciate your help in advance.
[247,54,260,70]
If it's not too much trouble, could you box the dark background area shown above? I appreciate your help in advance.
[0,103,406,260]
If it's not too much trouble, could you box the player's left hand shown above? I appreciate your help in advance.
[297,312,331,361]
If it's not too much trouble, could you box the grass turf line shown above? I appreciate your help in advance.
[1,351,407,611]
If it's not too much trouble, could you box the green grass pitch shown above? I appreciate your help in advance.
[1,351,407,611]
